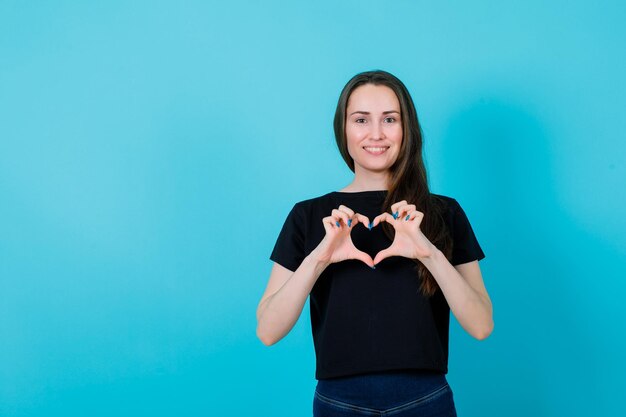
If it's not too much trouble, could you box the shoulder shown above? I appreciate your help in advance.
[277,192,337,226]
[429,193,470,233]
[430,194,485,264]
[291,191,337,213]
[430,193,461,215]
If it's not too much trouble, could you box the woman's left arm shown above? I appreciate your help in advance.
[372,200,493,340]
[420,254,493,340]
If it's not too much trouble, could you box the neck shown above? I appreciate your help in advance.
[341,168,391,192]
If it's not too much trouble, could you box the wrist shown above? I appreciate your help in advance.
[417,245,443,267]
[305,249,331,272]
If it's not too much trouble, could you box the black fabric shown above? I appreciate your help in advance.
[269,191,485,380]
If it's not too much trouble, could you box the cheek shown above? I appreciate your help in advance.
[390,128,403,157]
[345,128,362,151]
[392,125,403,143]
[345,125,361,141]
[346,139,359,159]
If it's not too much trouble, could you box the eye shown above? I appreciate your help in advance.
[354,118,366,124]
[384,117,397,123]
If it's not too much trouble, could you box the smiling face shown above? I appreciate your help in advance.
[345,84,403,177]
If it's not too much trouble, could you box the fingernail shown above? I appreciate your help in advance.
[368,222,373,230]
[393,211,399,219]
[347,219,352,227]
[370,265,376,270]
[336,221,340,227]
[405,215,410,221]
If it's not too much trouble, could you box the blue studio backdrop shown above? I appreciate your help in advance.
[1,1,625,416]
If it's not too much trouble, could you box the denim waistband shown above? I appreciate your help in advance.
[315,369,448,410]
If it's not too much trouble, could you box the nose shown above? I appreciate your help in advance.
[370,122,385,140]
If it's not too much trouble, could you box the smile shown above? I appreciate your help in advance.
[363,146,390,155]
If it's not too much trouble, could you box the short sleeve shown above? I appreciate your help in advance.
[449,199,485,266]
[269,203,306,272]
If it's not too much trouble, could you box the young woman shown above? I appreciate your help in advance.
[257,70,493,416]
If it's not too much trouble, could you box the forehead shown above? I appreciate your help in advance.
[347,84,400,111]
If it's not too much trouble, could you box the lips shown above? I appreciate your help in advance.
[363,146,390,155]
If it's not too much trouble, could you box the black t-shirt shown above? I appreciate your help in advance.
[269,190,485,379]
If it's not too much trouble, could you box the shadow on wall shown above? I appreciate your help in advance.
[441,97,625,416]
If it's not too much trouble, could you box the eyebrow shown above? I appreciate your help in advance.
[349,110,400,116]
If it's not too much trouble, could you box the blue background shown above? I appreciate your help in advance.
[1,1,625,415]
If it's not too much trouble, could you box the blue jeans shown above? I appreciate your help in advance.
[313,370,457,417]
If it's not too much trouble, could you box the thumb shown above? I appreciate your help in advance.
[352,249,375,269]
[373,247,394,266]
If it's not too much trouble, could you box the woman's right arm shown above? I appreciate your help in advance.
[256,251,329,346]
[256,205,374,346]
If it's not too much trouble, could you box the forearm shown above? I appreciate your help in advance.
[256,253,329,345]
[421,249,493,340]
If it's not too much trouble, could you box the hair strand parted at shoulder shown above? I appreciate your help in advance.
[333,70,453,296]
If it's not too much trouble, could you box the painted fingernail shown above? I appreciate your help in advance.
[405,215,410,221]
[347,219,352,227]
[393,211,399,219]
[336,221,340,227]
[368,222,373,230]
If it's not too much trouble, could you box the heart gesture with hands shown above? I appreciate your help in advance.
[315,205,376,268]
[370,200,436,265]
[314,200,437,269]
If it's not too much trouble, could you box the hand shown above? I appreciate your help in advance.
[371,200,437,265]
[311,205,375,268]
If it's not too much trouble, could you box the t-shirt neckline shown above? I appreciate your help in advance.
[333,190,388,195]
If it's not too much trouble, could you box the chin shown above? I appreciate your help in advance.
[356,163,394,173]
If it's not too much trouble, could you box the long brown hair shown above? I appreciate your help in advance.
[333,70,452,296]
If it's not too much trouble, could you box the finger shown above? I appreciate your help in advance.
[322,216,339,232]
[371,213,384,228]
[373,247,394,265]
[373,212,395,227]
[331,209,351,228]
[352,249,375,268]
[371,213,384,227]
[338,205,358,228]
[397,204,416,220]
[337,205,355,217]
[354,213,372,230]
[405,210,424,223]
[390,200,408,217]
